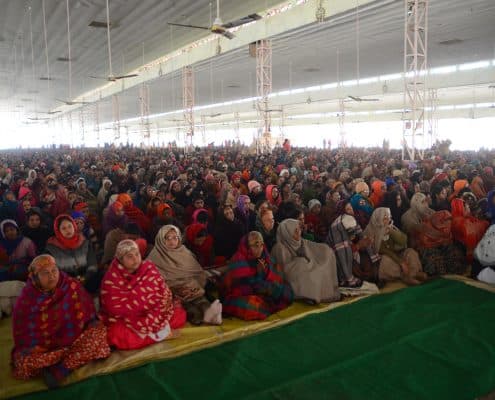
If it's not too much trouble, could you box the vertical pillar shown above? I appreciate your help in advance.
[234,111,240,142]
[201,115,206,146]
[338,99,346,148]
[112,94,121,141]
[182,65,194,151]
[140,83,151,144]
[427,88,438,146]
[402,0,429,160]
[256,39,272,154]
[79,109,85,146]
[94,103,100,144]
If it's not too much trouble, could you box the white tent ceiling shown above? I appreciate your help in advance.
[1,0,495,133]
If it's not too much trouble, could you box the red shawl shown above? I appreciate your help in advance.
[12,271,96,355]
[185,223,214,268]
[451,198,489,261]
[100,259,174,335]
[124,205,151,234]
[47,214,85,250]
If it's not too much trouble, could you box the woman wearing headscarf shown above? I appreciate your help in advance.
[451,198,489,262]
[381,190,407,230]
[254,208,277,252]
[326,212,372,288]
[45,215,100,293]
[271,219,340,304]
[11,255,110,388]
[213,205,245,262]
[234,194,256,233]
[151,202,184,241]
[147,225,222,325]
[364,207,427,285]
[265,185,282,210]
[350,181,374,228]
[117,193,151,236]
[97,178,112,212]
[220,231,293,320]
[0,220,37,281]
[369,180,386,207]
[100,240,186,350]
[185,223,215,268]
[102,200,128,237]
[21,208,52,253]
[402,193,465,276]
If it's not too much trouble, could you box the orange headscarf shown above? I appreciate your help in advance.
[117,193,133,207]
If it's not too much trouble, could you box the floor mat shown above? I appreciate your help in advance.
[8,278,495,400]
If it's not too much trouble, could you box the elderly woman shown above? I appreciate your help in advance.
[350,181,374,228]
[45,215,99,293]
[220,232,293,320]
[0,219,37,281]
[271,219,340,304]
[401,193,465,276]
[11,255,110,388]
[147,225,222,325]
[254,208,277,252]
[100,240,186,350]
[364,207,427,285]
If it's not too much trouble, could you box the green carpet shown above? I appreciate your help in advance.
[17,279,495,400]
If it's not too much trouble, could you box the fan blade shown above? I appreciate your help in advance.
[114,74,139,80]
[209,113,222,118]
[89,76,109,80]
[28,117,50,121]
[347,95,362,102]
[222,14,262,29]
[361,98,380,102]
[221,31,235,40]
[167,22,210,30]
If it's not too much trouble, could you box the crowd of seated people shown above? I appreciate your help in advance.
[0,142,494,388]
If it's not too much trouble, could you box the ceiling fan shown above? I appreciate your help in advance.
[347,95,380,102]
[39,110,62,115]
[91,0,138,82]
[168,0,261,40]
[56,98,90,106]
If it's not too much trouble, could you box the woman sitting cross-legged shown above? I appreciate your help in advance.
[364,207,428,285]
[147,225,223,325]
[100,239,186,350]
[11,255,110,388]
[271,219,340,304]
[220,231,293,320]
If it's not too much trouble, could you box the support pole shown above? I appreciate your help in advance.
[112,94,121,141]
[139,83,151,144]
[427,88,438,146]
[79,109,85,146]
[256,39,272,154]
[338,99,346,148]
[94,103,100,144]
[402,0,429,160]
[182,66,194,152]
[201,115,206,146]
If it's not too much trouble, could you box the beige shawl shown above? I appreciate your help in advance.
[147,225,207,300]
[271,219,339,303]
[401,193,435,235]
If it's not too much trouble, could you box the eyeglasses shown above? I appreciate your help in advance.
[165,235,179,241]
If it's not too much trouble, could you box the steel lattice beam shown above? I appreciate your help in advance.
[402,0,429,160]
[256,39,272,154]
[139,83,151,142]
[182,66,194,150]
[427,88,438,145]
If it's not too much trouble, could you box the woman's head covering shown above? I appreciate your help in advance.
[276,219,301,252]
[364,207,392,251]
[117,193,132,207]
[247,180,261,193]
[50,214,84,250]
[308,199,321,212]
[410,192,434,219]
[0,219,23,256]
[29,254,57,277]
[355,181,370,195]
[115,239,139,262]
[236,195,250,215]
